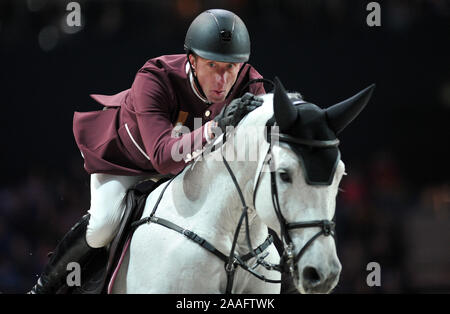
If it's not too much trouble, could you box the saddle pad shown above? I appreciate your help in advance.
[107,236,132,293]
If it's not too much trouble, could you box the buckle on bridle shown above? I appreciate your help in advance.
[284,243,294,259]
[322,220,335,236]
[251,252,269,270]
[282,243,296,275]
[225,258,238,273]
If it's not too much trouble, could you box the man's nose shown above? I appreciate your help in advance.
[215,72,227,86]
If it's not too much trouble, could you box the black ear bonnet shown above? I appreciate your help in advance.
[265,77,375,186]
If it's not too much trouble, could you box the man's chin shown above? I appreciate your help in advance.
[207,95,226,103]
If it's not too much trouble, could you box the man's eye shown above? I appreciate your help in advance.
[209,63,215,67]
[227,64,234,69]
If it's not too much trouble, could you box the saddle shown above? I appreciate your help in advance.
[67,177,171,294]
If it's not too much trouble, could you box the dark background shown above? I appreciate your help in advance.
[0,0,449,293]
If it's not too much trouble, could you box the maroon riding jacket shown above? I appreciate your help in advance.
[73,54,265,176]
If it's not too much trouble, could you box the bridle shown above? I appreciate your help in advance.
[221,125,338,287]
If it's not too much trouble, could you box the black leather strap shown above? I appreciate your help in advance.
[274,132,340,148]
[149,216,274,266]
[240,235,274,262]
[130,175,178,232]
[239,78,275,97]
[147,216,229,262]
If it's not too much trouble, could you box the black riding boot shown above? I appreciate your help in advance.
[30,214,101,294]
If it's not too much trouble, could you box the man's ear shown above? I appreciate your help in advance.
[188,54,196,71]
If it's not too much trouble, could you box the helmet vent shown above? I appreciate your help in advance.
[220,30,232,41]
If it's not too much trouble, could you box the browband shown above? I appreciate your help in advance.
[272,132,340,148]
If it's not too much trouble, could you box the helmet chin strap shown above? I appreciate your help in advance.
[187,53,210,104]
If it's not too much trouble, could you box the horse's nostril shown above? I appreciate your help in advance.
[303,266,321,284]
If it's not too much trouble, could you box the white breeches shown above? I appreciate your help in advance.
[86,173,148,248]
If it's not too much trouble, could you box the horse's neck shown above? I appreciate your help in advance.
[172,142,268,253]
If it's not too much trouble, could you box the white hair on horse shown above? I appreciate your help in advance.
[110,80,374,294]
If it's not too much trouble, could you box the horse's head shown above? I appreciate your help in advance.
[250,78,374,293]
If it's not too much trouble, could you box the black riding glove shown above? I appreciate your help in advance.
[213,92,264,133]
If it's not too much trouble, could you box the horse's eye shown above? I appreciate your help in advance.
[279,171,292,183]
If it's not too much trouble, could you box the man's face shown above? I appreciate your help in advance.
[189,54,242,103]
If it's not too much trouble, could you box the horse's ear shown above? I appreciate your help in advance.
[325,84,375,134]
[274,77,298,132]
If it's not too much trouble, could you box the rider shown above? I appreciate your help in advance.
[30,9,265,293]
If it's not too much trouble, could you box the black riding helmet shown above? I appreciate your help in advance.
[184,9,251,101]
[184,9,250,63]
